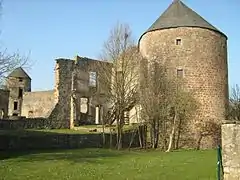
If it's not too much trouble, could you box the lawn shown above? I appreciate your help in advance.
[0,124,137,136]
[0,128,99,136]
[0,148,217,180]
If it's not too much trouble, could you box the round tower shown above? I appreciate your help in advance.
[138,0,228,148]
[6,67,31,117]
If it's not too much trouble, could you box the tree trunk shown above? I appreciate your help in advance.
[175,117,182,149]
[150,125,153,148]
[153,119,160,149]
[100,105,106,147]
[151,120,156,149]
[128,128,137,149]
[166,112,177,152]
[196,133,203,150]
[116,110,124,150]
[109,126,113,149]
[144,125,148,149]
[117,127,123,150]
[161,120,167,151]
[102,123,106,147]
[138,125,143,148]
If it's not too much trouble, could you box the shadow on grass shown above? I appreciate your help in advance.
[0,148,126,164]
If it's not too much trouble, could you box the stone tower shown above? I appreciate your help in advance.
[6,67,31,117]
[138,0,228,148]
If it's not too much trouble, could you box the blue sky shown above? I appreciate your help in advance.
[1,0,239,91]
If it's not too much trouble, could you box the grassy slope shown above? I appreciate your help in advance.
[0,149,217,180]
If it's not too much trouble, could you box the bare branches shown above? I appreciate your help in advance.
[140,57,199,150]
[139,59,173,149]
[228,84,240,121]
[94,22,140,149]
[100,23,135,62]
[0,2,32,85]
[140,59,172,122]
[0,49,32,86]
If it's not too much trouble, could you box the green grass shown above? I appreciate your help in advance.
[0,148,217,180]
[0,128,99,136]
[0,125,137,136]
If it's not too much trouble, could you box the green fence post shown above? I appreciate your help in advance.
[217,145,223,180]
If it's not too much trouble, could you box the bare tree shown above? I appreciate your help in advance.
[139,58,199,151]
[95,23,140,150]
[228,84,240,121]
[0,2,31,86]
[166,84,198,152]
[140,59,172,149]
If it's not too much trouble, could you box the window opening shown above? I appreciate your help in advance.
[13,101,18,110]
[176,38,182,45]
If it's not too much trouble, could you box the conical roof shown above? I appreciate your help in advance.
[140,0,227,40]
[8,67,31,79]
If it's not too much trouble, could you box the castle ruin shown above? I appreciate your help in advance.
[0,1,228,148]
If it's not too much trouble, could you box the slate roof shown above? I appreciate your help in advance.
[8,67,31,79]
[140,0,227,40]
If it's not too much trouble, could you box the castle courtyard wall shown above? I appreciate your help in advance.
[21,90,56,118]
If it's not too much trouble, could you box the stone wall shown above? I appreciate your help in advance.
[21,90,56,118]
[0,130,140,150]
[0,118,49,129]
[0,89,9,118]
[6,76,31,116]
[222,121,240,180]
[50,58,74,128]
[52,57,112,128]
[139,27,228,148]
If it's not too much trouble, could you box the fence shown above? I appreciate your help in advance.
[217,145,224,180]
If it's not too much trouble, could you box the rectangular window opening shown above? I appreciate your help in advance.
[177,69,184,78]
[19,78,23,82]
[18,88,23,98]
[89,71,97,87]
[176,39,182,45]
[13,102,18,110]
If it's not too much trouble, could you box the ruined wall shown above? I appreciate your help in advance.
[73,57,112,126]
[48,57,112,128]
[0,89,9,118]
[21,90,56,118]
[139,27,228,148]
[48,59,74,128]
[222,121,240,180]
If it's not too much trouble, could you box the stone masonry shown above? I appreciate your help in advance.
[53,56,112,128]
[21,90,56,118]
[0,1,230,150]
[222,121,240,180]
[139,27,228,148]
[0,56,111,128]
[6,68,31,117]
[138,1,228,148]
[0,89,9,118]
